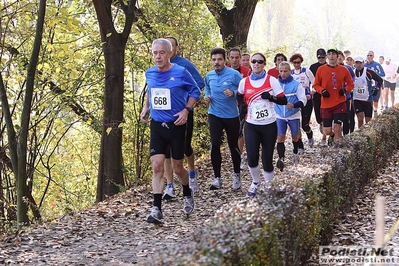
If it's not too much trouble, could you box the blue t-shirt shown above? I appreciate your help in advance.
[364,61,385,77]
[205,66,242,118]
[344,64,355,99]
[145,64,200,122]
[171,55,205,89]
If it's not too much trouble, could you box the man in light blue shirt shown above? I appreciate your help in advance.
[204,48,243,191]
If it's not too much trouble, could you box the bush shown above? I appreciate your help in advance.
[143,108,399,265]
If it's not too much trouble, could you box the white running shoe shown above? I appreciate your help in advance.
[183,190,195,215]
[162,186,176,200]
[264,180,272,190]
[210,177,222,190]
[308,138,314,148]
[146,206,164,224]
[298,148,304,155]
[320,139,327,146]
[246,182,259,198]
[232,173,242,190]
[293,154,299,165]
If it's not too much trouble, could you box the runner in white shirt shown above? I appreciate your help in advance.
[237,53,287,197]
[382,58,398,109]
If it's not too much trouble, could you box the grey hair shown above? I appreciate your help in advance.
[279,61,291,70]
[152,38,172,52]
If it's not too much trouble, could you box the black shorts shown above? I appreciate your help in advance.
[321,102,347,128]
[165,111,194,159]
[354,100,373,118]
[384,81,396,91]
[150,120,186,160]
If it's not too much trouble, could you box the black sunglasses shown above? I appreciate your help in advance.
[251,59,265,64]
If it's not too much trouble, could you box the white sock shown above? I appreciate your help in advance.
[263,170,274,184]
[248,165,261,184]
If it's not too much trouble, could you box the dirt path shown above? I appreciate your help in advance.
[1,110,398,265]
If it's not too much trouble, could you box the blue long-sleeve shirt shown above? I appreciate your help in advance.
[343,64,355,99]
[171,55,205,89]
[205,66,242,118]
[364,61,385,77]
[146,64,200,122]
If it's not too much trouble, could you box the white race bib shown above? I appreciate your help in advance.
[151,88,171,110]
[250,98,270,122]
[355,85,367,96]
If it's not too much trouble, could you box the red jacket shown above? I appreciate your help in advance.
[313,64,354,108]
[227,64,252,78]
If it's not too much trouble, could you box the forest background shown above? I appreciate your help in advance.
[0,0,398,233]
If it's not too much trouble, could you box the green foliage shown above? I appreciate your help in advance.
[122,0,221,185]
[0,0,221,229]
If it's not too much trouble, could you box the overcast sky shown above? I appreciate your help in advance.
[249,0,399,64]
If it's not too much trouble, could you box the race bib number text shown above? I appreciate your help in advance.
[151,88,171,110]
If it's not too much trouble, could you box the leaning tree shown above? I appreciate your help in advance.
[204,0,258,49]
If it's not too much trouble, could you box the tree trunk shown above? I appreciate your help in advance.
[92,0,136,202]
[96,40,125,201]
[16,0,47,226]
[205,0,258,49]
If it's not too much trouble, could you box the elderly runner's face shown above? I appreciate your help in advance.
[152,43,171,70]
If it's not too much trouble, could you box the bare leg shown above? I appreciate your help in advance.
[333,124,342,141]
[373,101,378,111]
[323,126,333,136]
[164,158,174,184]
[391,90,395,107]
[238,137,245,156]
[380,88,386,108]
[151,154,166,194]
[186,153,195,172]
[172,158,188,186]
[357,112,365,128]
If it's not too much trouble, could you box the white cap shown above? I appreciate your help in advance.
[354,56,364,62]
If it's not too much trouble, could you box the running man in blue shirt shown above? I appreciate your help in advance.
[364,50,385,114]
[204,48,243,191]
[161,36,205,200]
[140,38,200,224]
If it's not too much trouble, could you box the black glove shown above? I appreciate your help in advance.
[339,88,347,96]
[371,87,379,96]
[321,89,330,98]
[239,102,247,116]
[261,91,271,100]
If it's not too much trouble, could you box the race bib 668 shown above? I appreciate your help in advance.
[151,88,171,110]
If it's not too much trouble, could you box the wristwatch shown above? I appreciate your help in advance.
[184,106,191,111]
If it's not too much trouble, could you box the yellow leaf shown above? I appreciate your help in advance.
[118,123,124,128]
[56,67,61,73]
[106,32,112,38]
[106,127,112,135]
